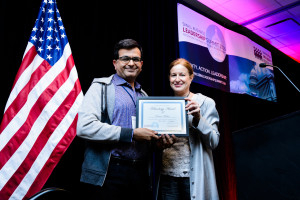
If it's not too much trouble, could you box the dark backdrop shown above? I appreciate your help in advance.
[1,0,300,199]
[232,111,300,200]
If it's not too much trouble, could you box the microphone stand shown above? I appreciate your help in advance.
[272,65,300,93]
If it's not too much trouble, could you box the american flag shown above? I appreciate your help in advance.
[0,0,83,199]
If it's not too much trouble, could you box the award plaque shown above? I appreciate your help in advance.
[136,97,188,136]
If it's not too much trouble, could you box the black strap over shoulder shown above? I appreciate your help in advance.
[101,83,106,113]
[101,83,110,124]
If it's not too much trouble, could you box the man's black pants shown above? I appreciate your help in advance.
[82,156,151,200]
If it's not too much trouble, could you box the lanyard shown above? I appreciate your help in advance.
[121,86,137,107]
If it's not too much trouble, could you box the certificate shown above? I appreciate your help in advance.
[136,97,188,136]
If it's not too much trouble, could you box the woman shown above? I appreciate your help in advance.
[158,58,220,200]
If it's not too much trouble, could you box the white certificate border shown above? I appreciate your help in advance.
[136,97,189,136]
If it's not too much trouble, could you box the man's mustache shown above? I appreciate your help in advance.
[124,66,138,69]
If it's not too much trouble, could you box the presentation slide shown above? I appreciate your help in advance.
[177,3,277,101]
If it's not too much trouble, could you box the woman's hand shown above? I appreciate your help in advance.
[185,97,201,126]
[156,134,177,150]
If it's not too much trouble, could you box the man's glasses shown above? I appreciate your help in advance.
[118,56,142,64]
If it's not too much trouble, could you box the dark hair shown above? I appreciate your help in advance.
[113,39,143,60]
[169,58,194,76]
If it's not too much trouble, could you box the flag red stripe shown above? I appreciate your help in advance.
[11,45,37,90]
[0,60,50,165]
[0,55,75,166]
[0,59,51,133]
[0,79,81,199]
[25,115,79,199]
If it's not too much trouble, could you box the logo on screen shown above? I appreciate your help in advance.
[253,46,263,60]
[206,25,226,62]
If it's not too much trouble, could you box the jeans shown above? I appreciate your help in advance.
[160,175,190,200]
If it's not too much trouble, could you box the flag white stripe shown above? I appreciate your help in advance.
[22,42,34,60]
[10,91,83,200]
[5,49,44,112]
[0,44,72,151]
[0,65,78,190]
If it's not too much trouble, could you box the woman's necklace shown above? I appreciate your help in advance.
[186,91,190,98]
[175,91,191,97]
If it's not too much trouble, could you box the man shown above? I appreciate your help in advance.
[77,39,159,200]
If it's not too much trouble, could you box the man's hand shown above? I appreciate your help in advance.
[133,128,160,141]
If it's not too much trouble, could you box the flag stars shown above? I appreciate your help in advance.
[48,9,54,14]
[46,54,52,60]
[31,35,37,42]
[47,35,53,40]
[29,1,68,65]
[47,45,52,50]
[48,17,54,23]
[29,0,68,66]
[37,46,43,53]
